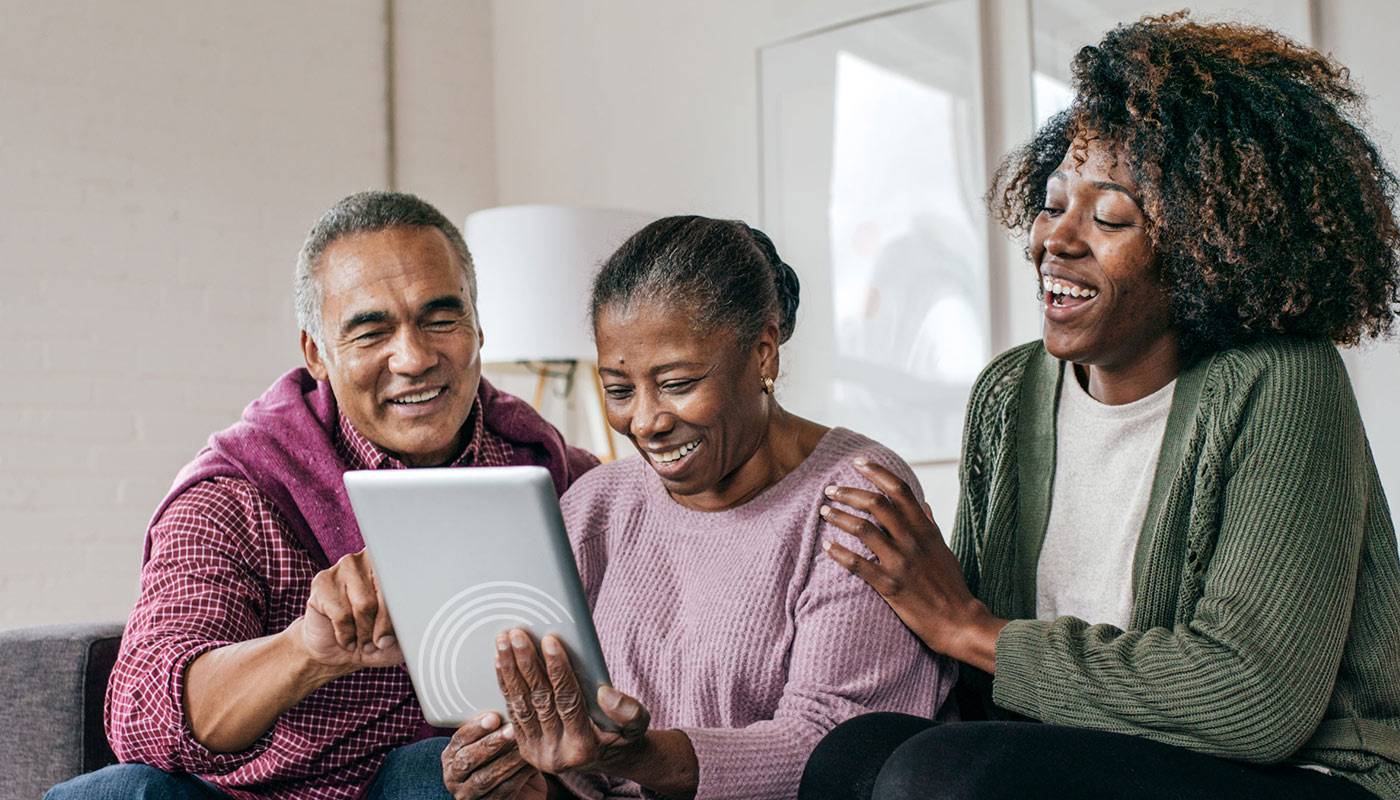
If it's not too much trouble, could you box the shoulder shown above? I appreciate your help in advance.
[967,340,1046,416]
[560,456,653,519]
[1201,336,1355,420]
[1196,337,1365,461]
[151,477,282,565]
[1206,336,1347,388]
[808,428,925,502]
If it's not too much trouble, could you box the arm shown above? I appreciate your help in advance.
[107,481,401,769]
[822,460,1006,674]
[669,525,949,800]
[183,549,402,752]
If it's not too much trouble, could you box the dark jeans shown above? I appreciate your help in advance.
[799,713,1381,800]
[45,737,454,800]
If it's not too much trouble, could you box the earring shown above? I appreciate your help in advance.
[761,376,776,395]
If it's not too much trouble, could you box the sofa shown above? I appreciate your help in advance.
[0,623,124,800]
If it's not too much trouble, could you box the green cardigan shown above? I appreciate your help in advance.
[952,337,1400,798]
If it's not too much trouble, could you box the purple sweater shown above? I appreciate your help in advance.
[559,427,954,800]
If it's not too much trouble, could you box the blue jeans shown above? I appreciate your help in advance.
[45,738,455,799]
[365,737,452,799]
[44,764,227,799]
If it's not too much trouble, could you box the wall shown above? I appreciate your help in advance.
[489,0,993,521]
[1320,3,1400,511]
[488,0,1400,525]
[0,0,497,627]
[4,0,1397,629]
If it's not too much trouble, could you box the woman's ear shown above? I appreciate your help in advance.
[754,320,781,383]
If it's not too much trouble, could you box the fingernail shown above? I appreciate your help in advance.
[496,635,510,652]
[501,724,515,740]
[823,485,837,498]
[822,539,832,552]
[854,457,869,467]
[542,635,560,655]
[479,711,500,729]
[599,685,621,709]
[819,505,830,518]
[361,642,376,653]
[510,630,529,648]
[376,635,395,648]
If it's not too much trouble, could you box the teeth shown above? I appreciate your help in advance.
[390,388,443,404]
[1041,275,1098,300]
[653,439,699,464]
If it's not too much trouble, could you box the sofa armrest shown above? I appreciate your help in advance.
[0,622,125,800]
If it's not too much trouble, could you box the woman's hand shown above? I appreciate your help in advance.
[442,712,551,799]
[495,629,651,776]
[819,459,1007,673]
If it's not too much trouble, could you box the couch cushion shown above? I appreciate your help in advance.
[0,622,124,800]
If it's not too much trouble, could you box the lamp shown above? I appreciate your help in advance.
[465,204,656,460]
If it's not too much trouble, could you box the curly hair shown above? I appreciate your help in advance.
[991,12,1400,355]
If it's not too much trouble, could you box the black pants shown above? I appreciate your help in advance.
[799,713,1380,800]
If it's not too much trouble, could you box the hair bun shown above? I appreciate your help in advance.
[745,225,801,343]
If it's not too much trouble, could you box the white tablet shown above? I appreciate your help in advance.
[343,466,612,729]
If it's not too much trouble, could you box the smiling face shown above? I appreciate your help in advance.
[594,302,778,509]
[301,225,482,467]
[1031,138,1177,377]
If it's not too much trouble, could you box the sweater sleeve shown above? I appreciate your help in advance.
[992,345,1369,763]
[679,455,953,800]
[105,480,277,774]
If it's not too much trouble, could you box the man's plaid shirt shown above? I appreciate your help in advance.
[106,404,520,799]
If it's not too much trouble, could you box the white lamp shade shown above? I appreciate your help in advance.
[466,205,656,362]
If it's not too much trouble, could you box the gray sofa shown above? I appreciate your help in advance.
[0,623,124,800]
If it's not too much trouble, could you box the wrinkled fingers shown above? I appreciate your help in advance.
[509,628,564,738]
[495,632,543,741]
[541,634,594,744]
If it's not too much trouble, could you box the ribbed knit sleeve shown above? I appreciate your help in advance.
[680,464,949,799]
[992,341,1370,763]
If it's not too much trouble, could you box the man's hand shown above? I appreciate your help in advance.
[443,712,551,800]
[298,549,404,673]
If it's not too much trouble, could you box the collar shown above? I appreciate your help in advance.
[335,398,486,471]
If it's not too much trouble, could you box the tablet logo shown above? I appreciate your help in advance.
[418,580,575,718]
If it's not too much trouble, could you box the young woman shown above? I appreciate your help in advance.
[802,14,1400,800]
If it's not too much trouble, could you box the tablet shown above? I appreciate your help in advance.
[343,466,612,729]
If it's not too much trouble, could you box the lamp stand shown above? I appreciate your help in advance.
[521,360,617,462]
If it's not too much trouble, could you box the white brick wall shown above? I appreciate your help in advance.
[0,0,497,628]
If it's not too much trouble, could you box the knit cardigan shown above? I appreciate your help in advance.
[952,337,1400,799]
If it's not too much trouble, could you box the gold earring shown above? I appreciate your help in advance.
[762,376,775,395]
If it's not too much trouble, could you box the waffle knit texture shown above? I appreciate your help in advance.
[559,427,954,800]
[953,337,1400,799]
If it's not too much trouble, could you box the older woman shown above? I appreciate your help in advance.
[801,15,1400,800]
[429,217,955,800]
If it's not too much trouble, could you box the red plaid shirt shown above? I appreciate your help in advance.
[107,403,519,799]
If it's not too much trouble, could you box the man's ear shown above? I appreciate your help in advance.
[301,330,330,381]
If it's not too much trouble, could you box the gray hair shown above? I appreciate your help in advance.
[590,215,800,346]
[294,190,477,350]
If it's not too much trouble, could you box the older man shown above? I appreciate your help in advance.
[47,192,597,799]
